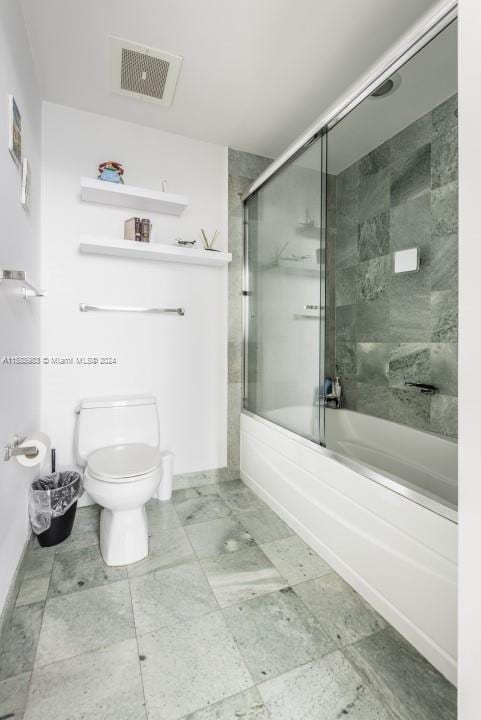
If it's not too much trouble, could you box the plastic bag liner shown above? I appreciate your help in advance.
[29,471,83,535]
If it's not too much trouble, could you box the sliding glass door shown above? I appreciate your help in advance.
[243,136,326,444]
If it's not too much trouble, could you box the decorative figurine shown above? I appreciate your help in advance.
[98,161,125,184]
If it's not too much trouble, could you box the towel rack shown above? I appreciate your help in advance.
[0,269,45,298]
[79,303,185,316]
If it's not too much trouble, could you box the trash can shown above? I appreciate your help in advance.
[29,471,83,547]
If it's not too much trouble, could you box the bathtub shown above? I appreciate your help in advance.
[240,407,458,684]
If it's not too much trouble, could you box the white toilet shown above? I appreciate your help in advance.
[76,395,173,566]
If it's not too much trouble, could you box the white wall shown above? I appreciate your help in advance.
[41,103,228,477]
[458,1,481,716]
[0,1,42,612]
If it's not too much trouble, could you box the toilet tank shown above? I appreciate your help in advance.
[76,395,160,466]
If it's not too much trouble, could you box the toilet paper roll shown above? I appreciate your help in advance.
[16,432,51,469]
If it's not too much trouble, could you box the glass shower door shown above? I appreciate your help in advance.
[243,136,325,444]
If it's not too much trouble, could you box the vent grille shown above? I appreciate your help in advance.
[109,37,182,107]
[120,48,170,100]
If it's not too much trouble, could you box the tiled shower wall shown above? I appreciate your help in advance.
[332,94,458,437]
[227,149,271,477]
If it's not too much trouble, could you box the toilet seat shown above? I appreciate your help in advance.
[88,443,162,483]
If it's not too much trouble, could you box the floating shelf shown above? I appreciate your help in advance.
[80,177,188,215]
[79,236,232,267]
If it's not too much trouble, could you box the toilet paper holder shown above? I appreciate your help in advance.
[4,435,39,462]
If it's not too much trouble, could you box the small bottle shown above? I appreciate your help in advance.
[334,377,342,403]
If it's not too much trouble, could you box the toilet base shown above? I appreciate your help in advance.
[100,506,148,566]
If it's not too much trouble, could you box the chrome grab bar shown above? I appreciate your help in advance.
[79,303,185,316]
[0,269,45,298]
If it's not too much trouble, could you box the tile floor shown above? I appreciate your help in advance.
[0,479,456,720]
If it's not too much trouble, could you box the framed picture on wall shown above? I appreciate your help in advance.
[8,94,21,167]
[21,158,30,210]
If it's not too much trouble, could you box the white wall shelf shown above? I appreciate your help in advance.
[80,177,189,215]
[79,236,232,267]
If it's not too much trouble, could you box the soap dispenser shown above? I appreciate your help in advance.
[334,377,342,404]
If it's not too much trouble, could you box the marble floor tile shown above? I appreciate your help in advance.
[201,546,287,608]
[218,479,266,514]
[16,574,50,607]
[138,611,252,720]
[258,651,393,720]
[183,687,269,720]
[186,516,255,559]
[48,543,127,598]
[0,671,30,718]
[146,498,181,532]
[260,535,331,586]
[55,505,100,554]
[0,603,44,680]
[24,639,145,720]
[35,580,135,666]
[127,526,195,578]
[236,507,293,545]
[172,486,232,526]
[130,560,218,636]
[294,574,386,647]
[172,469,222,491]
[223,587,335,683]
[344,627,456,720]
[23,544,56,580]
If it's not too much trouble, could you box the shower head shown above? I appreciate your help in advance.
[370,72,401,99]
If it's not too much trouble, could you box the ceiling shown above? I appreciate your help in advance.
[21,0,443,160]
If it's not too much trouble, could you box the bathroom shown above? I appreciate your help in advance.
[0,1,479,718]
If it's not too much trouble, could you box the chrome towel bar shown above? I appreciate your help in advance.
[0,269,45,298]
[79,303,185,315]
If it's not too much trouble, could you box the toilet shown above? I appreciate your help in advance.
[76,395,173,566]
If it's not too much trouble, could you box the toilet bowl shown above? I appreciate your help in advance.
[76,395,173,566]
[84,443,163,566]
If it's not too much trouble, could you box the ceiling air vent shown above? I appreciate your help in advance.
[108,37,182,106]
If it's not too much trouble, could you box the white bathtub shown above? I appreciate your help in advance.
[240,407,458,684]
[263,405,457,517]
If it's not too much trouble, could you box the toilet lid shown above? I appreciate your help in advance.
[88,443,162,481]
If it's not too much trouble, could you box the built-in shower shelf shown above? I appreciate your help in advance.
[296,223,321,238]
[80,177,189,215]
[79,236,232,267]
[277,259,321,274]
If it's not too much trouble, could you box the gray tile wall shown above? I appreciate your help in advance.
[228,150,271,477]
[331,94,458,437]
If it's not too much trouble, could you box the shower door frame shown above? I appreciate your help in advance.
[241,0,458,523]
